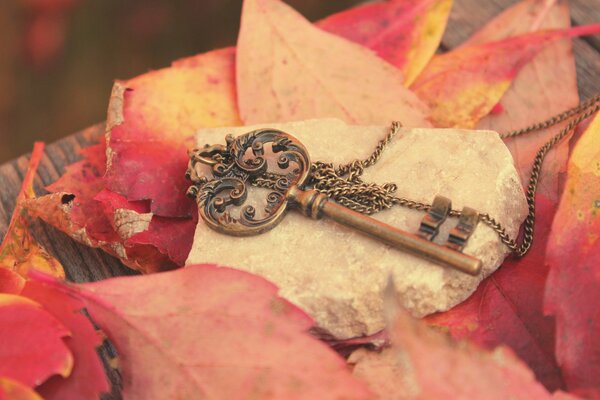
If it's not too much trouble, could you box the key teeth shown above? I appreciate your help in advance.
[418,196,452,241]
[446,207,479,252]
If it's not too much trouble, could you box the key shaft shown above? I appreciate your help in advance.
[287,185,482,276]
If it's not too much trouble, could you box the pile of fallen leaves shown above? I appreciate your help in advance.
[1,0,599,398]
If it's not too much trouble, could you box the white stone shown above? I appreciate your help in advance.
[186,119,527,339]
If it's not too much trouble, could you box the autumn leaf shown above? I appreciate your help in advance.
[317,0,452,86]
[0,377,44,400]
[411,24,600,129]
[351,297,555,399]
[24,136,176,272]
[237,0,431,127]
[474,0,580,203]
[33,265,372,399]
[21,279,109,400]
[0,142,64,279]
[544,111,600,397]
[104,47,240,219]
[0,294,72,387]
[426,197,564,391]
[31,138,120,246]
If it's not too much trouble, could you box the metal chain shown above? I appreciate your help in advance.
[254,97,600,257]
[483,99,600,255]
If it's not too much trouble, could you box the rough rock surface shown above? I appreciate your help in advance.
[186,119,527,339]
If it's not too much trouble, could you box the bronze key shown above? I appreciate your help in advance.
[186,128,482,276]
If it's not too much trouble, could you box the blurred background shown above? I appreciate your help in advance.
[0,0,363,163]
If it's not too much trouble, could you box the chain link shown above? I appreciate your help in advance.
[254,98,600,257]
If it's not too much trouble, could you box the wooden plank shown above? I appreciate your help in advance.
[0,2,597,399]
[570,0,600,52]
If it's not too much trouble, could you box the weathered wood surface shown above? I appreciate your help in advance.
[0,1,598,399]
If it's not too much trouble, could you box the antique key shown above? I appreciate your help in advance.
[186,129,482,276]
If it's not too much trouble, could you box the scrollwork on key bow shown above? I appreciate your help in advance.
[186,129,311,236]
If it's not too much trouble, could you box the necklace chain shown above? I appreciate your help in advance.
[255,94,600,257]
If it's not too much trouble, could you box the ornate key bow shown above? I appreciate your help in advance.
[186,128,482,275]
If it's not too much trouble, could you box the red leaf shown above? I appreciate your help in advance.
[126,213,198,267]
[104,47,240,219]
[426,197,565,391]
[25,137,178,272]
[21,280,109,400]
[0,294,72,387]
[93,189,195,267]
[33,266,372,399]
[474,0,580,203]
[42,139,120,244]
[544,112,600,396]
[237,0,431,127]
[351,301,555,399]
[318,0,452,85]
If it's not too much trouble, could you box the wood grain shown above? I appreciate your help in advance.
[0,1,597,399]
[570,0,600,52]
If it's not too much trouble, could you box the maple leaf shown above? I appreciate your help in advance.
[411,24,600,129]
[33,265,372,399]
[474,0,580,203]
[425,197,564,391]
[0,377,44,400]
[0,293,72,387]
[318,0,453,86]
[21,279,110,400]
[544,111,600,397]
[0,142,64,279]
[236,0,431,127]
[351,296,556,399]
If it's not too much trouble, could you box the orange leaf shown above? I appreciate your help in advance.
[474,0,580,203]
[318,0,452,85]
[237,0,431,127]
[351,301,555,399]
[411,24,600,129]
[0,294,72,388]
[34,266,372,399]
[545,111,600,397]
[0,143,64,279]
[0,377,43,400]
